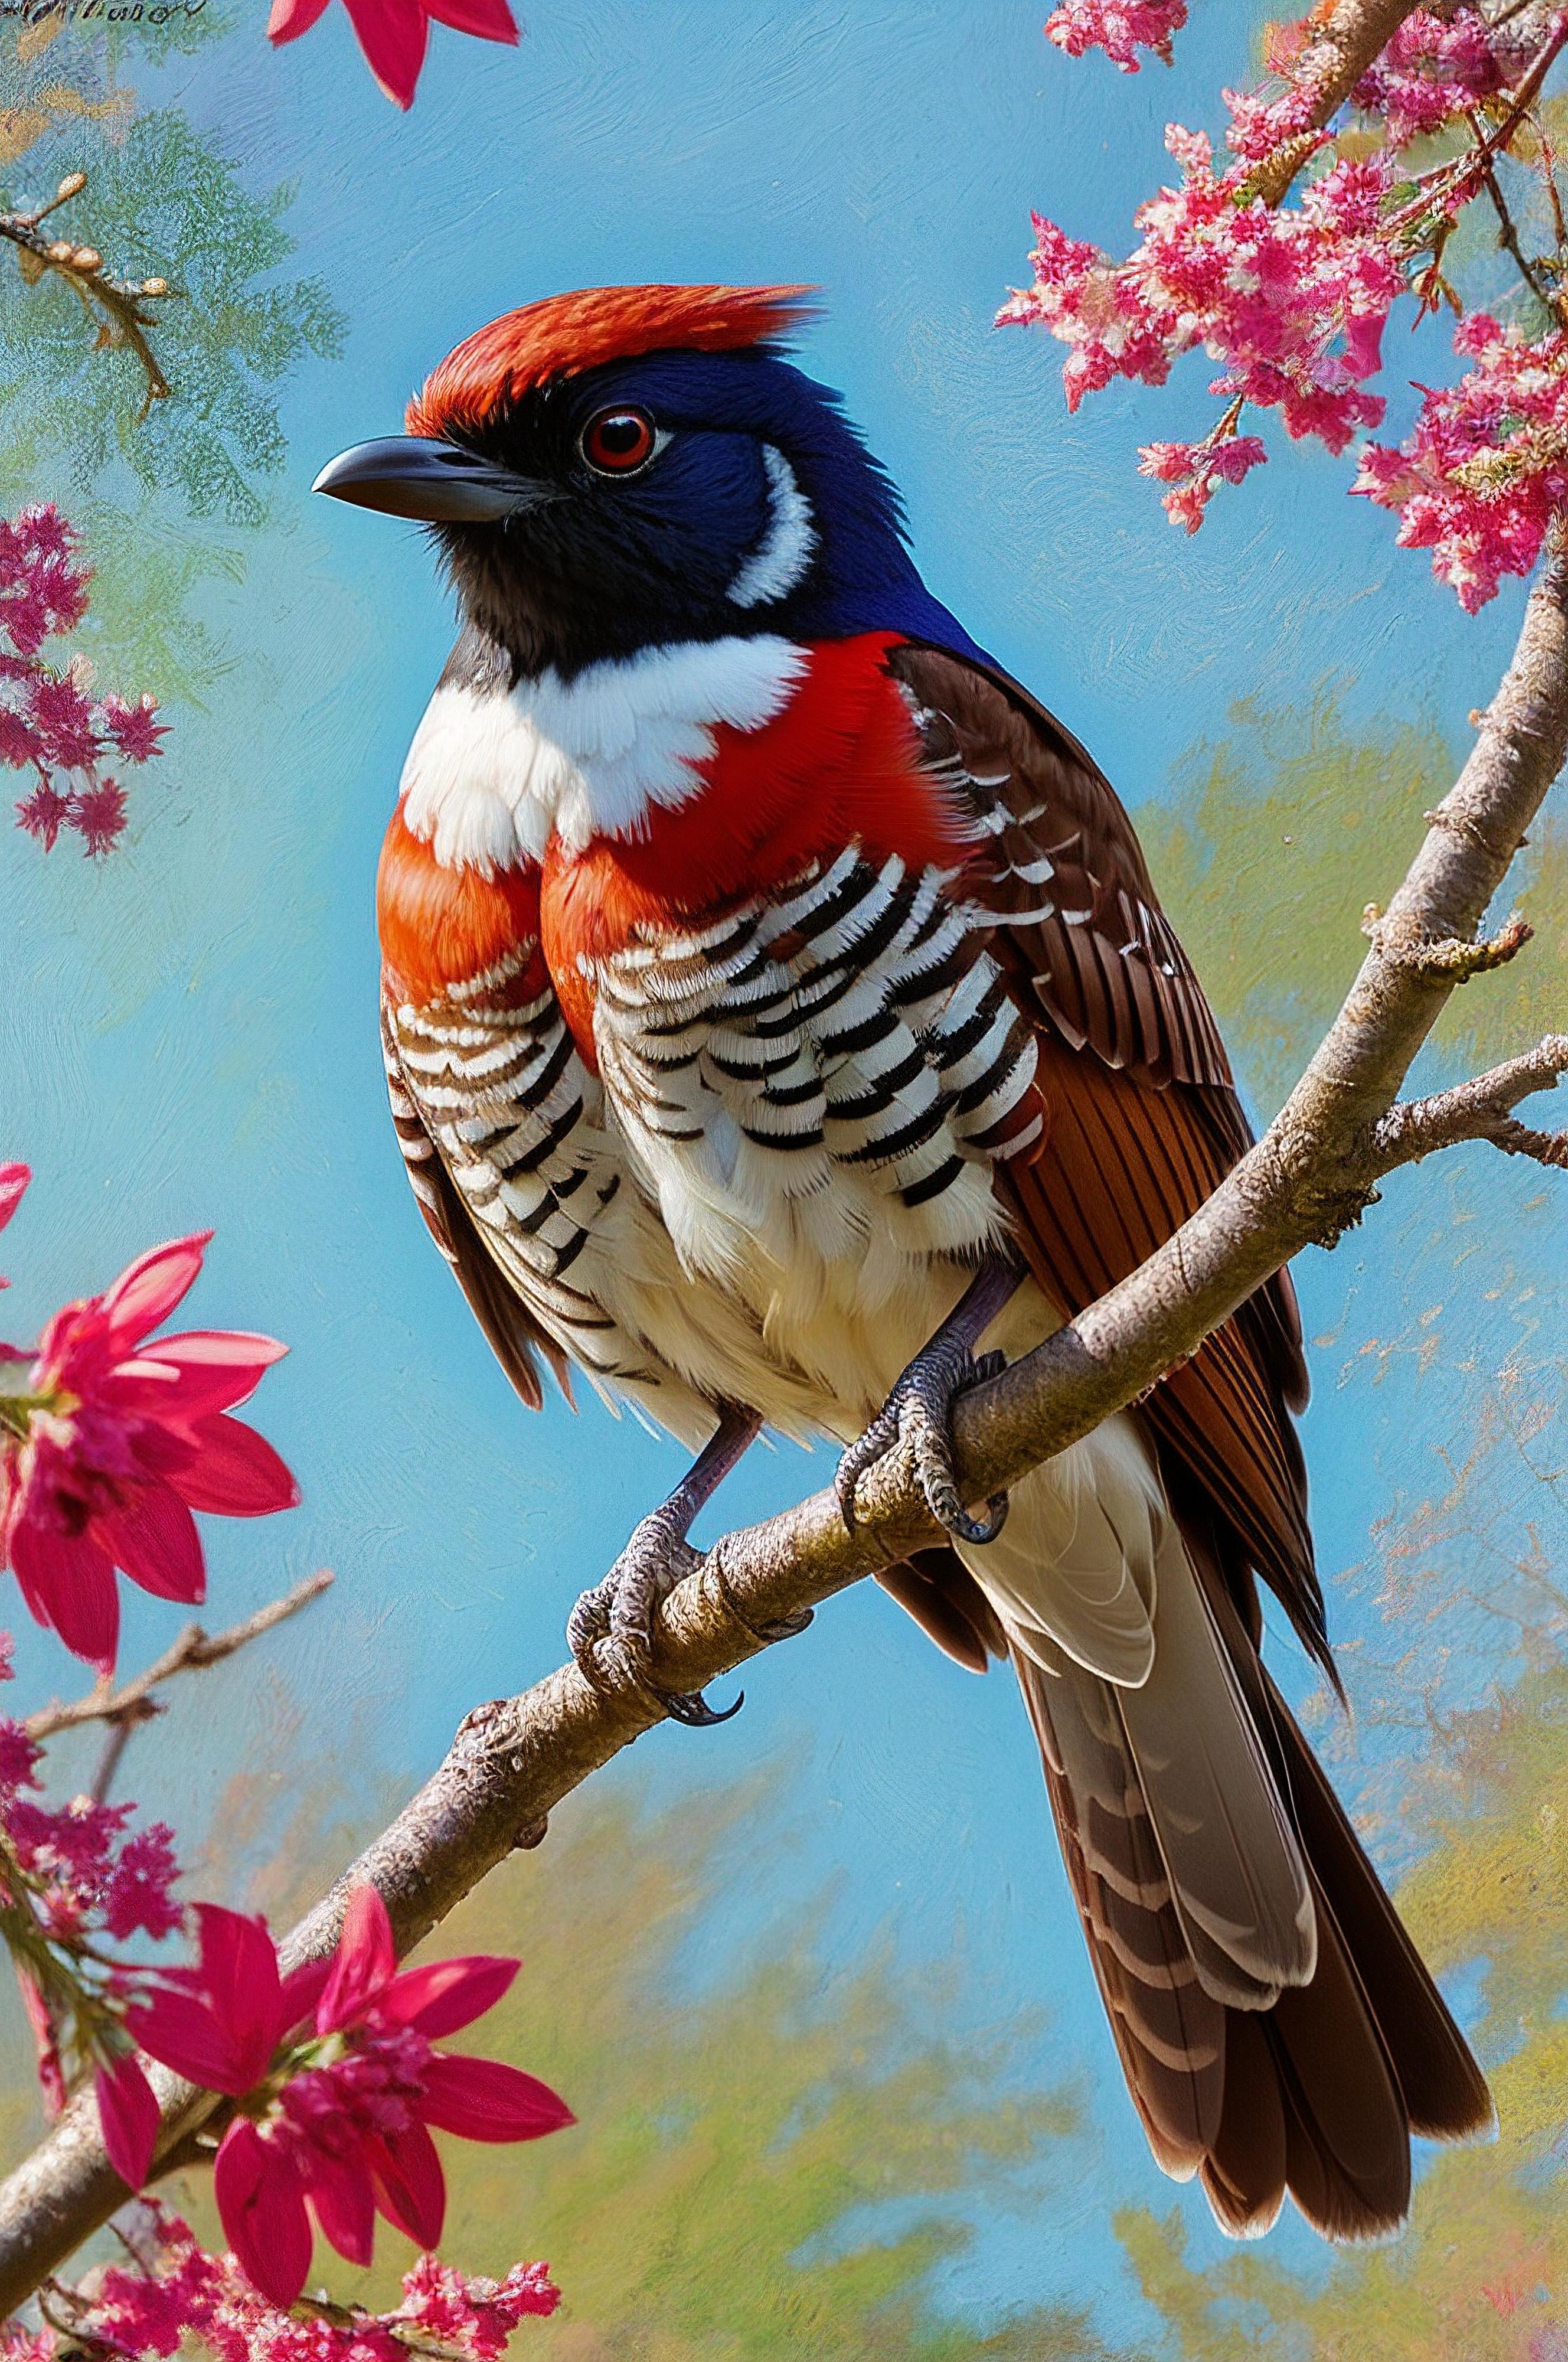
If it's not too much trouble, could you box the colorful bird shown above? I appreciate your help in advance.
[315,283,1492,2241]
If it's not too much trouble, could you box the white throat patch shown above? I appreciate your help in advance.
[728,446,816,609]
[400,635,808,874]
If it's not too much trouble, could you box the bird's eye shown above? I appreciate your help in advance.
[580,407,658,476]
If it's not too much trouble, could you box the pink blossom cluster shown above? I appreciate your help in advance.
[1,505,165,858]
[999,130,1401,452]
[0,1635,181,2120]
[0,1175,297,1671]
[19,2207,558,2360]
[1354,312,1568,609]
[0,1717,181,1949]
[1139,430,1270,531]
[108,1887,573,2307]
[1351,5,1507,147]
[1043,0,1187,73]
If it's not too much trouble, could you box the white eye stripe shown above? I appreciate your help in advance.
[729,445,816,609]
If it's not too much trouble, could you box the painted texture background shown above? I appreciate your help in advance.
[2,1,1567,2350]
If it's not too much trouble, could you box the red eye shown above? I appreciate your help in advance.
[580,407,658,475]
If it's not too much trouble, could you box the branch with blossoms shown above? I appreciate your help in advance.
[2,507,166,859]
[1,175,177,415]
[1005,0,1568,601]
[0,1173,570,2347]
[27,2203,558,2361]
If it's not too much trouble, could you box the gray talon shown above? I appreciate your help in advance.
[568,1517,741,1727]
[837,1339,1010,1546]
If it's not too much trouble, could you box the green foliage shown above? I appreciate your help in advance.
[1,108,343,523]
[171,1776,1117,2361]
[1136,697,1568,1113]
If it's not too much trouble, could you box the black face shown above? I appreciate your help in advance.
[316,354,798,681]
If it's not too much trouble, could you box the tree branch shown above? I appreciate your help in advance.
[0,487,1563,2338]
[0,172,177,416]
[1250,0,1430,204]
[24,1574,336,1746]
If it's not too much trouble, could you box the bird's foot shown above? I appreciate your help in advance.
[835,1339,1010,1545]
[567,1509,743,1728]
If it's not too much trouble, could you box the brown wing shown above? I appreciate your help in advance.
[381,998,573,1413]
[887,643,1327,1677]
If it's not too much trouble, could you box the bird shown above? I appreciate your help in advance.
[314,281,1493,2243]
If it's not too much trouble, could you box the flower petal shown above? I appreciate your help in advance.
[100,1234,211,1350]
[279,1956,332,2035]
[0,1164,29,1235]
[423,0,517,41]
[267,0,331,38]
[339,0,428,107]
[9,1518,120,1670]
[215,2118,313,2309]
[380,1954,518,2038]
[127,1988,247,2095]
[417,2053,575,2142]
[194,1903,286,2082]
[370,2118,446,2249]
[96,2052,159,2189]
[318,1885,397,2032]
[168,1415,298,1518]
[94,1482,205,1604]
[111,1331,288,1423]
[306,2151,377,2267]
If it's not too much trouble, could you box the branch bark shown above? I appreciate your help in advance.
[0,523,1564,2331]
[24,1574,335,1745]
[1250,0,1430,202]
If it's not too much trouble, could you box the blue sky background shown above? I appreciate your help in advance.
[4,0,1567,2344]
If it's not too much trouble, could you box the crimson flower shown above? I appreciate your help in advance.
[0,1232,297,1669]
[120,1889,571,2306]
[0,1164,26,1292]
[267,0,517,112]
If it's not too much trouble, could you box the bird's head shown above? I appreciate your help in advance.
[315,283,978,679]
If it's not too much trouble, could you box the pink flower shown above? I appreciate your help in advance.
[266,0,518,111]
[0,1164,27,1292]
[99,694,166,765]
[17,1970,66,2118]
[128,1888,572,2307]
[1,1232,297,1668]
[1354,314,1568,609]
[25,673,97,772]
[1139,430,1269,529]
[3,504,164,858]
[14,786,68,852]
[1001,126,1401,520]
[1043,0,1187,72]
[1353,5,1507,146]
[81,2204,558,2360]
[67,778,128,857]
[96,2046,163,2189]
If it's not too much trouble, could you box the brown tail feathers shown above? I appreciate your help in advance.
[881,1539,1492,2240]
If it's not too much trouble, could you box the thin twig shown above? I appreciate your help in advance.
[24,1573,335,1746]
[0,171,178,416]
[1371,1032,1568,1163]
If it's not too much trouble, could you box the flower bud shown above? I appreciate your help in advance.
[55,172,87,201]
[71,247,103,273]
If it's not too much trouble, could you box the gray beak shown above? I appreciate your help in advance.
[311,436,549,524]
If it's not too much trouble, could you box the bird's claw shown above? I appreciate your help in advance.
[567,1515,743,1728]
[836,1341,1010,1546]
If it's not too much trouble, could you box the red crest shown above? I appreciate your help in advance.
[407,282,817,441]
